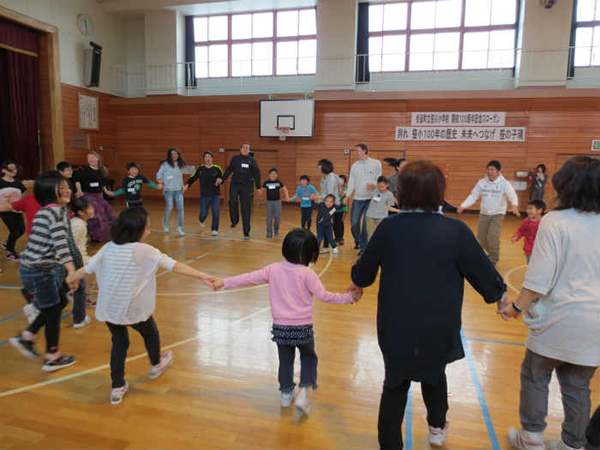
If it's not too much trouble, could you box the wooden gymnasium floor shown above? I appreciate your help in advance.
[0,199,598,450]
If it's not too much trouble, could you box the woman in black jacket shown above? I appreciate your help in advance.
[350,160,507,450]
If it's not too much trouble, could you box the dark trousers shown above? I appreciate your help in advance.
[105,316,161,388]
[200,195,220,231]
[277,341,318,392]
[333,210,345,242]
[586,406,600,450]
[229,184,253,236]
[317,225,337,249]
[1,211,25,253]
[301,206,312,230]
[71,279,87,324]
[27,294,68,354]
[378,373,448,450]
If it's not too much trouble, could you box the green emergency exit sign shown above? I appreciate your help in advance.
[593,140,600,151]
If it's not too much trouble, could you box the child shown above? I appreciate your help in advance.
[9,172,79,372]
[57,161,75,193]
[511,199,546,264]
[70,197,96,308]
[290,175,317,230]
[0,160,27,260]
[211,228,361,414]
[105,162,162,208]
[316,194,339,254]
[66,207,215,405]
[334,174,348,244]
[366,176,399,240]
[262,168,289,238]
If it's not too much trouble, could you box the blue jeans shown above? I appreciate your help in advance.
[72,278,87,324]
[350,199,371,250]
[200,195,220,231]
[317,225,337,249]
[164,190,184,229]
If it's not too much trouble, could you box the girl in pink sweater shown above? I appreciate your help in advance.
[213,228,361,414]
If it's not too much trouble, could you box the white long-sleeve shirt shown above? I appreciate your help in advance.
[71,217,90,264]
[460,174,518,216]
[347,158,383,201]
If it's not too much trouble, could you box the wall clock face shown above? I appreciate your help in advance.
[77,14,94,36]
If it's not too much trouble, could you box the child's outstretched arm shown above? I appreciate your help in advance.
[307,271,359,304]
[212,266,270,291]
[172,262,216,289]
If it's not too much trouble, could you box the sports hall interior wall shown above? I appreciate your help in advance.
[60,84,600,209]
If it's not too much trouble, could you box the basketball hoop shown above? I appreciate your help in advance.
[275,126,290,141]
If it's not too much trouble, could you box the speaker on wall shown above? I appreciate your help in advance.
[83,41,102,87]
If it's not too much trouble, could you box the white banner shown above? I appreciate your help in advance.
[411,112,506,126]
[395,126,526,142]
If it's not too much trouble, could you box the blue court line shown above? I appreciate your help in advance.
[0,283,21,289]
[405,384,413,450]
[0,312,24,323]
[0,312,73,347]
[461,330,501,450]
[466,337,525,347]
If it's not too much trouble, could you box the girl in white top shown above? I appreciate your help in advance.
[70,197,94,265]
[67,207,215,405]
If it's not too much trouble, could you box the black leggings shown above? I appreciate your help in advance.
[1,212,25,253]
[333,210,345,241]
[301,207,312,230]
[106,316,161,388]
[378,372,448,450]
[27,293,68,354]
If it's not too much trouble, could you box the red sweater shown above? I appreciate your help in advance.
[513,218,541,256]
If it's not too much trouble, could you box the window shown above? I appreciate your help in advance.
[193,8,317,78]
[368,0,519,73]
[572,0,600,67]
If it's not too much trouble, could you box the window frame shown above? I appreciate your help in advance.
[367,0,521,73]
[569,0,600,71]
[193,8,317,79]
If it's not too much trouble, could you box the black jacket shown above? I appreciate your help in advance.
[187,164,223,197]
[222,155,261,189]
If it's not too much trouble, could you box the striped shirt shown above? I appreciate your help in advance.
[20,205,73,268]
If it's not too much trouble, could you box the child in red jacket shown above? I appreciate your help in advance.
[511,199,546,264]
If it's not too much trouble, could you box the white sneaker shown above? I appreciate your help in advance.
[163,222,169,232]
[110,381,129,405]
[508,428,546,450]
[332,247,339,254]
[280,391,294,407]
[200,221,205,228]
[548,441,581,450]
[23,303,40,324]
[211,230,218,236]
[428,422,449,447]
[178,227,185,236]
[294,387,311,415]
[149,351,173,379]
[73,315,91,329]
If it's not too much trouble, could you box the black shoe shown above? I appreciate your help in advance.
[230,224,237,228]
[354,244,361,250]
[9,335,40,358]
[42,355,76,372]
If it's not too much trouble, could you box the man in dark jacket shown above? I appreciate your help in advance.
[184,151,223,235]
[217,142,262,239]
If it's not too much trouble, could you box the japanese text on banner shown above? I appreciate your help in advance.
[395,126,526,142]
[411,112,506,126]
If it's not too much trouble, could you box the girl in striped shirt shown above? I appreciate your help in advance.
[10,172,80,372]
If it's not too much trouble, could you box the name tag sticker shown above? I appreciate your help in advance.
[241,163,250,169]
[373,196,381,202]
[89,182,99,187]
[127,188,136,193]
[302,196,309,201]
[167,175,174,180]
[329,208,336,215]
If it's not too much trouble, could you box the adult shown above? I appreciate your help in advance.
[184,151,223,236]
[0,160,26,260]
[74,152,116,243]
[217,142,262,240]
[528,163,547,201]
[344,142,382,253]
[499,156,600,450]
[156,147,186,236]
[350,160,507,450]
[317,158,342,247]
[457,160,519,266]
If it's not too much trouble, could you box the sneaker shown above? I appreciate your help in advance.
[211,230,218,236]
[243,235,250,240]
[428,422,450,447]
[163,222,169,232]
[337,239,345,245]
[178,227,185,236]
[281,391,294,407]
[42,354,76,372]
[85,298,97,307]
[332,247,339,254]
[230,224,236,228]
[266,234,272,238]
[20,288,34,304]
[353,244,361,250]
[319,249,329,254]
[110,381,129,405]
[548,441,580,450]
[23,303,40,324]
[294,387,311,415]
[274,230,279,236]
[6,252,19,261]
[73,315,91,329]
[200,221,205,228]
[149,351,173,380]
[1,241,7,251]
[9,335,40,358]
[508,428,546,450]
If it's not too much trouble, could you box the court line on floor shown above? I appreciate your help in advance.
[466,337,525,347]
[0,312,73,347]
[0,284,21,290]
[505,264,527,295]
[461,329,500,450]
[0,252,334,398]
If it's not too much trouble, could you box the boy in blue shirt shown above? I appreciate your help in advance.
[290,175,317,230]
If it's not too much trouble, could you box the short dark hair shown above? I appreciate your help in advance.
[300,174,310,182]
[34,171,67,207]
[70,197,91,217]
[1,160,18,174]
[487,160,502,171]
[204,151,214,158]
[377,176,388,184]
[355,142,369,153]
[269,167,278,174]
[126,162,140,171]
[282,228,319,266]
[318,158,334,174]
[536,164,546,173]
[339,174,347,182]
[397,160,446,213]
[552,156,600,213]
[324,194,335,202]
[241,142,251,149]
[56,161,72,172]
[383,157,406,169]
[528,199,546,212]
[111,207,149,245]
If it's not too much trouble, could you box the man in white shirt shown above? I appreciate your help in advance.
[458,160,519,265]
[343,142,382,253]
